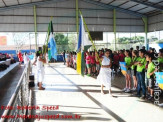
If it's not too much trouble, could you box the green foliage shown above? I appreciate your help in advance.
[117,36,144,44]
[54,33,77,54]
[155,39,163,44]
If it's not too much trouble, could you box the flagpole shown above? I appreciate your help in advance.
[79,10,102,65]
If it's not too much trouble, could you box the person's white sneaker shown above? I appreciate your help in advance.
[122,87,127,91]
[125,88,131,93]
[132,87,137,91]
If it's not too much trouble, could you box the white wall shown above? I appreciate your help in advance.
[0,0,144,32]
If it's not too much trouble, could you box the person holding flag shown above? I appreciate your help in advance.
[95,49,113,96]
[36,51,46,90]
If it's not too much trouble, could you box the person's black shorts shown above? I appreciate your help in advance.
[131,69,137,76]
[147,78,154,88]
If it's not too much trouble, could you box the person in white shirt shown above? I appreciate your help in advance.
[34,52,46,90]
[23,52,29,65]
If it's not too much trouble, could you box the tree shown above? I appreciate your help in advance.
[117,36,144,44]
[68,34,77,52]
[13,33,29,53]
[54,33,67,53]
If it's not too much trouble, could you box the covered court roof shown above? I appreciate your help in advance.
[0,0,162,17]
[0,0,162,32]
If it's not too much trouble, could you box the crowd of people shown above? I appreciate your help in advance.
[63,46,163,99]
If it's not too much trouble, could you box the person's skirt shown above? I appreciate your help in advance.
[36,68,45,82]
[97,68,111,90]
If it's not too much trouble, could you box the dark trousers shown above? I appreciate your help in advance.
[63,57,65,65]
[136,71,146,96]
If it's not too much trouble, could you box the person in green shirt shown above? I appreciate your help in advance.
[131,50,138,91]
[146,53,156,100]
[158,49,163,72]
[134,49,147,99]
[123,50,132,93]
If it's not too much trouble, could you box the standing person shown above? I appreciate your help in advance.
[130,48,133,53]
[70,52,73,67]
[95,51,100,76]
[135,49,147,99]
[158,49,163,72]
[136,46,139,52]
[62,50,66,65]
[73,52,77,70]
[131,50,138,91]
[142,46,146,50]
[113,51,119,73]
[66,51,70,67]
[99,50,103,58]
[90,52,96,76]
[96,49,113,96]
[123,50,132,93]
[23,52,29,65]
[86,52,91,76]
[18,50,23,64]
[36,52,46,90]
[109,49,114,71]
[119,50,125,62]
[146,53,155,100]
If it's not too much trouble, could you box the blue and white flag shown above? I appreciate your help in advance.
[49,33,57,60]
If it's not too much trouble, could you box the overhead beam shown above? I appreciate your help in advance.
[0,0,69,12]
[130,0,163,11]
[2,0,7,7]
[82,0,147,17]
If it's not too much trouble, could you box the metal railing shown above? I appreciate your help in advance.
[0,61,32,122]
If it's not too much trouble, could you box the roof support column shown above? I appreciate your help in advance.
[142,17,148,50]
[76,0,79,35]
[113,9,116,51]
[34,5,38,50]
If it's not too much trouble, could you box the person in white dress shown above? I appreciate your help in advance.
[96,49,113,96]
[23,52,29,65]
[33,52,46,90]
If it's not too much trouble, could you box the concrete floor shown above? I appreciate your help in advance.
[30,63,163,122]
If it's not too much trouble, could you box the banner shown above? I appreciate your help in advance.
[155,72,163,90]
[119,62,127,75]
[0,36,7,45]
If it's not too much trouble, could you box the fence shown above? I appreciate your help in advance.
[0,61,32,122]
